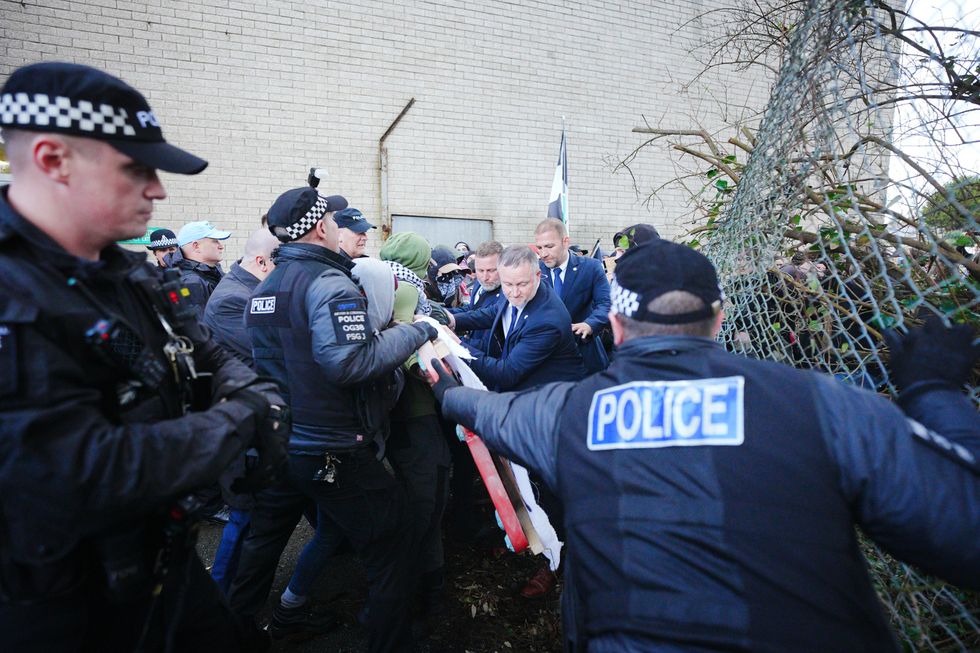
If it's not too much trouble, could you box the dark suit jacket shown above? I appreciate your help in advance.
[454,282,586,391]
[203,262,260,368]
[450,280,503,353]
[540,255,611,373]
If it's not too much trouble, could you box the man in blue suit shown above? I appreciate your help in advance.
[534,218,611,373]
[449,245,586,392]
[450,240,504,352]
[448,244,583,598]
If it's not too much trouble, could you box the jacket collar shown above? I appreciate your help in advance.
[615,335,722,358]
[0,187,147,280]
[471,281,501,306]
[274,242,354,277]
[540,258,578,299]
[495,278,550,335]
[227,261,260,289]
[166,247,223,277]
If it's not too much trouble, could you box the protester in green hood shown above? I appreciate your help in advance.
[379,231,453,611]
[381,231,434,320]
[380,231,431,279]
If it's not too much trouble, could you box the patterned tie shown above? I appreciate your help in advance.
[506,305,519,339]
[553,267,563,296]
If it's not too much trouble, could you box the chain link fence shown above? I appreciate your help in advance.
[629,0,978,649]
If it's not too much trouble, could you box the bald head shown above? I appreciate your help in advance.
[240,227,280,280]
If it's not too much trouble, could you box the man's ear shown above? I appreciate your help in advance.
[610,311,625,346]
[32,135,73,183]
[712,309,725,338]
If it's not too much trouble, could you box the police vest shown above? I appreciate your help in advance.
[556,337,896,651]
[246,250,366,451]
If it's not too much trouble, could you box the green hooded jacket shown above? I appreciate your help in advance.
[380,232,438,420]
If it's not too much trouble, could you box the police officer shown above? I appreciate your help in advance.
[146,228,178,267]
[429,239,980,652]
[228,187,440,652]
[0,63,287,652]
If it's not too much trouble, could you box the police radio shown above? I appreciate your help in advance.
[159,268,199,327]
[84,317,168,388]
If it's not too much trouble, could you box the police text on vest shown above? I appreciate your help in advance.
[587,377,744,450]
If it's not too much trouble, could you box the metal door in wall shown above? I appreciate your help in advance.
[391,215,493,250]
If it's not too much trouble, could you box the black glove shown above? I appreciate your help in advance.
[416,321,439,342]
[228,388,291,494]
[883,315,980,393]
[429,358,461,402]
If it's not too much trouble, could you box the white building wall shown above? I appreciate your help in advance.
[0,0,772,259]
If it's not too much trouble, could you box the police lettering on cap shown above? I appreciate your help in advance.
[266,187,348,242]
[333,207,376,234]
[610,240,723,324]
[146,228,177,250]
[177,221,231,247]
[0,62,207,175]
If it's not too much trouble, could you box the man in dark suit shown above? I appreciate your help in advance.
[450,240,504,352]
[450,244,585,392]
[534,218,611,373]
[448,244,584,597]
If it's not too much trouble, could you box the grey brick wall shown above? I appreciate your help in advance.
[0,0,772,259]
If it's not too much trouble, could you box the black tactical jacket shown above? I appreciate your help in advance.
[0,191,266,601]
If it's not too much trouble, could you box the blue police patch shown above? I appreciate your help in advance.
[587,376,745,451]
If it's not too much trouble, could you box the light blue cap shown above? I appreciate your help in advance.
[177,220,231,247]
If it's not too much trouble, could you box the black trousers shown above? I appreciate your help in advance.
[387,414,451,579]
[2,553,248,653]
[227,450,412,653]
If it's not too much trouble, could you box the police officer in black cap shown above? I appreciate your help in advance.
[429,239,980,652]
[228,187,439,651]
[146,227,178,267]
[0,62,287,652]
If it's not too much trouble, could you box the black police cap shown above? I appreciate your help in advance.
[333,207,376,234]
[146,228,178,250]
[266,187,348,242]
[611,240,723,324]
[0,62,207,175]
[613,223,661,250]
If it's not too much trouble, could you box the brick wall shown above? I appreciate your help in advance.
[0,0,773,259]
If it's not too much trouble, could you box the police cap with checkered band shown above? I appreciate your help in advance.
[0,62,207,175]
[266,187,348,243]
[610,239,723,324]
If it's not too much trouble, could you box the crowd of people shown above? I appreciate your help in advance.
[1,61,979,653]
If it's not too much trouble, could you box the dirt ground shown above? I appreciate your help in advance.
[197,517,563,653]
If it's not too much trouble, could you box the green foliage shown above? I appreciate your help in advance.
[922,176,980,232]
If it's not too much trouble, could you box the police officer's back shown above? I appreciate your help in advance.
[431,240,980,652]
[0,63,286,653]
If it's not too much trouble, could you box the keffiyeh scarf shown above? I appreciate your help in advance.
[385,260,432,316]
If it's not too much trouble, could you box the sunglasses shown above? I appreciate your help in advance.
[436,271,463,284]
[613,229,635,250]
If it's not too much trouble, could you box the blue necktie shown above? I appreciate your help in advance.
[506,305,519,339]
[553,267,563,296]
